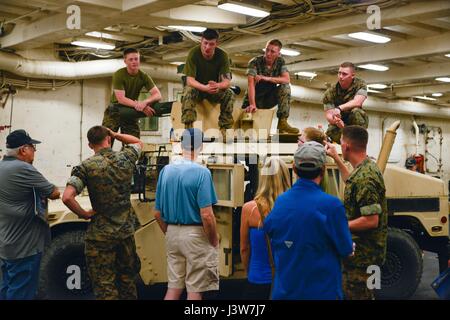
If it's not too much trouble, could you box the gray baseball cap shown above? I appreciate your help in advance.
[294,141,326,171]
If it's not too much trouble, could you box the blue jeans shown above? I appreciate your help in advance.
[0,253,42,300]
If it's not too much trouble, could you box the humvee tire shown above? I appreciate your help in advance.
[376,228,423,299]
[38,230,94,299]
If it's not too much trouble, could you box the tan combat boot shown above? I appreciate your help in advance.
[277,118,299,134]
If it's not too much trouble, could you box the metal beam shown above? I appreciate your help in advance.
[358,62,450,84]
[0,0,199,49]
[389,84,450,98]
[163,0,450,61]
[75,0,122,10]
[149,5,247,26]
[0,13,89,49]
[288,32,450,72]
[291,62,450,90]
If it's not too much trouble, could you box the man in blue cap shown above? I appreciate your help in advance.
[154,128,219,300]
[264,141,353,299]
[0,129,60,300]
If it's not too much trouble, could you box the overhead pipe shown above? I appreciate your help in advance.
[412,118,419,155]
[377,120,401,174]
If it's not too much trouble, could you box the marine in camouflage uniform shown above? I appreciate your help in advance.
[343,157,388,300]
[242,56,291,119]
[242,55,298,134]
[103,67,158,139]
[182,45,235,129]
[323,78,368,143]
[66,143,142,300]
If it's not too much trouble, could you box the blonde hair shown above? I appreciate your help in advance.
[303,127,326,145]
[254,157,291,213]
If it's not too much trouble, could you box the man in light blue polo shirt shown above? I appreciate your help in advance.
[264,141,354,300]
[154,128,219,300]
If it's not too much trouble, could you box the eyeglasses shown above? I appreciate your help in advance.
[23,144,36,151]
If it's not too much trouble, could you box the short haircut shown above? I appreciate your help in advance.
[342,125,368,151]
[296,164,323,180]
[87,126,109,145]
[267,39,282,49]
[123,48,139,58]
[202,28,219,41]
[340,61,355,72]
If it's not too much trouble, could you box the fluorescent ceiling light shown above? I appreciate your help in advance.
[367,89,382,93]
[348,32,391,44]
[295,71,317,78]
[432,93,443,97]
[170,62,185,66]
[413,95,437,101]
[368,83,387,89]
[445,54,450,58]
[263,47,300,57]
[167,26,206,32]
[358,64,389,71]
[71,40,115,50]
[436,77,450,83]
[218,0,270,18]
[85,31,115,40]
[280,48,300,56]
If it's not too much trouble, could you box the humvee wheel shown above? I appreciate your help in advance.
[376,228,423,299]
[38,230,94,299]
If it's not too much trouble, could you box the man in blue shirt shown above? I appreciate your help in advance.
[154,128,219,300]
[264,141,354,300]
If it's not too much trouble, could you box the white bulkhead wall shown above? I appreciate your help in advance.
[0,79,449,189]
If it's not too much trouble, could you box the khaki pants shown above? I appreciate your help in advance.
[165,225,219,293]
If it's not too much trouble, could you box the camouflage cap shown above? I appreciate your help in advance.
[294,141,326,171]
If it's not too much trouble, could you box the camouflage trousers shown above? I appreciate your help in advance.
[85,236,141,300]
[181,86,235,129]
[343,265,375,300]
[326,108,369,143]
[102,104,140,138]
[242,82,291,119]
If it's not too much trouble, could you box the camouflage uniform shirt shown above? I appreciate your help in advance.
[66,144,141,241]
[344,157,387,267]
[323,78,367,111]
[246,56,288,78]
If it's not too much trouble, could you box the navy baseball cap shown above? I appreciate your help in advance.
[181,128,203,151]
[405,157,416,167]
[6,129,41,148]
